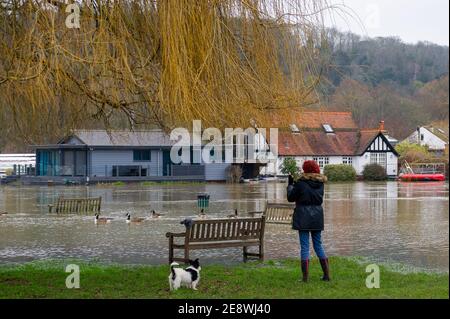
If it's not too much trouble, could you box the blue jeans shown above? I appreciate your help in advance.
[299,231,327,260]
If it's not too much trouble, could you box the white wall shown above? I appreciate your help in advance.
[406,128,447,151]
[355,152,398,176]
[263,153,398,177]
[387,153,398,176]
[262,156,356,176]
[90,149,163,177]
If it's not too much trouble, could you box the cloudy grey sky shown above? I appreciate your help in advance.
[327,0,449,45]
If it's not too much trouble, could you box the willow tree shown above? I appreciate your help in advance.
[0,0,331,147]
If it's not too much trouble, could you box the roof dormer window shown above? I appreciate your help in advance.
[290,124,300,133]
[322,124,334,133]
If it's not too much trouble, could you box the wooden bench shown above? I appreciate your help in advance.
[166,216,266,264]
[264,202,295,225]
[48,197,102,214]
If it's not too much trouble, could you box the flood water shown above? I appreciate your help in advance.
[0,181,448,272]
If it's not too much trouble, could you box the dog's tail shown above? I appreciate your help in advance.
[170,262,179,280]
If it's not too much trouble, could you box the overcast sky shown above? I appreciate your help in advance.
[327,0,449,46]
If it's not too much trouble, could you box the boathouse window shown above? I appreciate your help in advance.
[322,124,334,133]
[342,157,353,165]
[313,157,329,169]
[133,150,151,161]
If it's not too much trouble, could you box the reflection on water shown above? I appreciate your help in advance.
[0,182,448,271]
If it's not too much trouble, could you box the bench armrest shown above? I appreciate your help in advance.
[166,232,186,238]
[247,211,264,215]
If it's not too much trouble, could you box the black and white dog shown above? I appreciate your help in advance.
[169,259,201,291]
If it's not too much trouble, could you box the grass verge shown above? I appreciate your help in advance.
[0,257,447,299]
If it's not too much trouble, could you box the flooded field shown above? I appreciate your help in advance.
[0,181,448,271]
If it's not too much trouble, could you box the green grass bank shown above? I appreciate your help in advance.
[0,257,447,299]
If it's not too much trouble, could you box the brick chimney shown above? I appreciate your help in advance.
[379,120,385,132]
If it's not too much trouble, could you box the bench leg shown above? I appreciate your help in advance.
[243,246,248,263]
[259,244,264,261]
[168,237,174,264]
[184,246,190,264]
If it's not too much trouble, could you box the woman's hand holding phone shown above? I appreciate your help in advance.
[288,174,294,186]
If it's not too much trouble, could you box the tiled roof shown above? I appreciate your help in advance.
[271,110,358,130]
[295,111,358,129]
[65,130,175,147]
[279,131,360,156]
[277,111,385,156]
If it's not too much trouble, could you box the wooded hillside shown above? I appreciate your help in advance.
[317,29,449,139]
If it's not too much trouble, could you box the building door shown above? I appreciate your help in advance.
[75,151,87,176]
[162,150,172,176]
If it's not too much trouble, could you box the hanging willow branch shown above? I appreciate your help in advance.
[0,0,333,147]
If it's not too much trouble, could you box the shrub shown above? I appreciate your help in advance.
[395,141,431,163]
[324,164,357,182]
[363,164,387,181]
[279,157,300,179]
[112,181,126,186]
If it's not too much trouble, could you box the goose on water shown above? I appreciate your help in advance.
[151,210,164,218]
[126,213,145,224]
[94,213,113,224]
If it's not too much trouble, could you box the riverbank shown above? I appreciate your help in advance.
[0,257,447,299]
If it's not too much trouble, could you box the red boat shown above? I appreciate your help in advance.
[399,161,446,182]
[399,173,445,182]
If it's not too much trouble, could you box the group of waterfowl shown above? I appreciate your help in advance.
[94,210,163,225]
[96,208,209,225]
[94,208,251,225]
[1,208,257,223]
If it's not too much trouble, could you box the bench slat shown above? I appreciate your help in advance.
[200,222,206,240]
[195,222,201,240]
[189,240,261,249]
[187,218,263,243]
[225,221,231,239]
